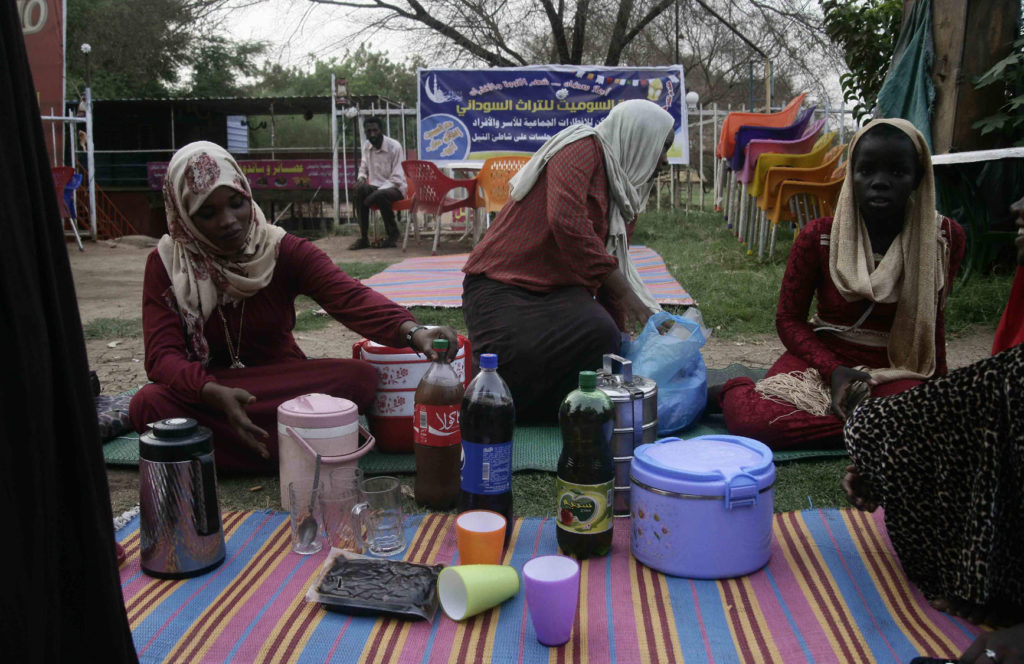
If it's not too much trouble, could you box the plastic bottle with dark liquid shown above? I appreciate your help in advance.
[413,338,464,510]
[556,370,614,558]
[457,353,515,545]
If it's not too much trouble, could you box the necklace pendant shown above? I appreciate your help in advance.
[230,359,246,369]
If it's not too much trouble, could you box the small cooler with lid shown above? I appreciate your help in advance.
[629,434,775,579]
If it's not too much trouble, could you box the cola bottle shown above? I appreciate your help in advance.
[556,371,614,558]
[413,338,464,510]
[457,353,515,545]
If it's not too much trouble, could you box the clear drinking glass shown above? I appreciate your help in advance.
[351,475,406,556]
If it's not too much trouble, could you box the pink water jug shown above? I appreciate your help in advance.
[277,393,376,508]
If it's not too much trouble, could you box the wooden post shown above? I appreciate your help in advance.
[928,0,1018,153]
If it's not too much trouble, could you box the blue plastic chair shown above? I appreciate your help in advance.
[64,173,82,220]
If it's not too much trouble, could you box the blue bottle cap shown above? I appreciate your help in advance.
[480,353,498,370]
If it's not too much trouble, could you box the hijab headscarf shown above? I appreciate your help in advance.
[508,99,675,311]
[828,118,948,382]
[157,141,285,364]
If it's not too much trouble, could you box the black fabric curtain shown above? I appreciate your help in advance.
[0,5,137,661]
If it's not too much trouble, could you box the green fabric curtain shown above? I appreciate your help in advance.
[877,0,935,150]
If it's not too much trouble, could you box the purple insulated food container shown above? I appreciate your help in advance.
[629,434,775,579]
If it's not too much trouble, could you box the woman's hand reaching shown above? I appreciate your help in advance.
[830,365,875,420]
[200,382,270,459]
[405,323,460,361]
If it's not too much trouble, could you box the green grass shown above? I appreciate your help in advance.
[336,261,392,281]
[84,317,143,339]
[636,208,791,338]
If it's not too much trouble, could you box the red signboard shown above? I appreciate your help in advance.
[147,159,359,191]
[19,0,66,163]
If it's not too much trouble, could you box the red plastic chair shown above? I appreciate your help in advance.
[401,160,478,255]
[715,93,807,160]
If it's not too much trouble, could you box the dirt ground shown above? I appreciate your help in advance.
[68,234,996,516]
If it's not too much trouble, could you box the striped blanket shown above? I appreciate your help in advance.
[118,509,981,663]
[359,246,694,307]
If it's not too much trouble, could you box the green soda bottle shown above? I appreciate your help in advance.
[555,370,614,558]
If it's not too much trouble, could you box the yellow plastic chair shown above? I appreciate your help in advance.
[759,144,847,221]
[766,165,846,258]
[749,132,836,201]
[473,156,530,242]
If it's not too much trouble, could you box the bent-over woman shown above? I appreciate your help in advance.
[462,99,673,423]
[719,119,965,449]
[129,141,456,471]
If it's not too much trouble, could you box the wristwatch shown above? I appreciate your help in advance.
[404,324,428,349]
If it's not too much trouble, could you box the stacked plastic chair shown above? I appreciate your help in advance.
[745,132,837,258]
[714,93,806,219]
[733,116,826,253]
[769,161,847,258]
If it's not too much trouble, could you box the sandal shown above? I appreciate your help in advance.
[348,237,370,250]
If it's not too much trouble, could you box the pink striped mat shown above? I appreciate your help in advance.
[118,508,981,663]
[359,245,694,307]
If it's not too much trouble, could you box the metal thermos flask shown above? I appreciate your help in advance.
[139,417,225,578]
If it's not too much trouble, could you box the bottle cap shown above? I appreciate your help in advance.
[480,353,498,370]
[432,338,449,350]
[578,371,597,390]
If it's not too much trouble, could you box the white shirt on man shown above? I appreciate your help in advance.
[357,134,407,196]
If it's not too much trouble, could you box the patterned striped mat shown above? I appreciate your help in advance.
[118,508,980,663]
[359,246,694,307]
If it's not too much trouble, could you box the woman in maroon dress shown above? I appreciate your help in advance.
[129,141,456,471]
[718,119,965,449]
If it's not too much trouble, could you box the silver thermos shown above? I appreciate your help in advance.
[139,417,225,578]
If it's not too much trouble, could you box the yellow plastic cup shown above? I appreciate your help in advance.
[437,565,520,621]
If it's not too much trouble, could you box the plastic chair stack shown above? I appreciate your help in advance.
[400,160,478,255]
[714,93,806,217]
[733,116,827,254]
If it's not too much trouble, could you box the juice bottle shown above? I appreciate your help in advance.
[556,370,614,558]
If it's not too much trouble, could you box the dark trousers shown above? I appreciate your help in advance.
[462,274,622,423]
[354,184,404,240]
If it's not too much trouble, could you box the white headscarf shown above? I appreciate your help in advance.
[508,99,675,311]
[157,141,285,364]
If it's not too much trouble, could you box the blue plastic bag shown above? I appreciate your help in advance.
[623,311,708,434]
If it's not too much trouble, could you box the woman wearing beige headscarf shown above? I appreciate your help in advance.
[129,141,457,471]
[718,119,965,449]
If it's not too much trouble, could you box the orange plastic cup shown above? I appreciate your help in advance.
[455,510,507,565]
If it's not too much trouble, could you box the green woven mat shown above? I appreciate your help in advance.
[102,368,848,470]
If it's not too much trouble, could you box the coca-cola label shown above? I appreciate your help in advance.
[413,404,461,447]
[460,440,512,494]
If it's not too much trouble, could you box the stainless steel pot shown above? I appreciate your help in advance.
[595,354,657,515]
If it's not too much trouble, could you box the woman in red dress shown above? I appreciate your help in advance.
[129,141,456,471]
[718,119,965,449]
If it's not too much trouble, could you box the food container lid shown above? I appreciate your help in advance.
[631,435,775,499]
[278,393,359,429]
[595,372,657,400]
[140,417,213,462]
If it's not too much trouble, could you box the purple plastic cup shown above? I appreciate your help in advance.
[522,555,580,646]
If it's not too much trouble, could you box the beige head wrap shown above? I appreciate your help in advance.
[829,118,948,382]
[157,141,285,364]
